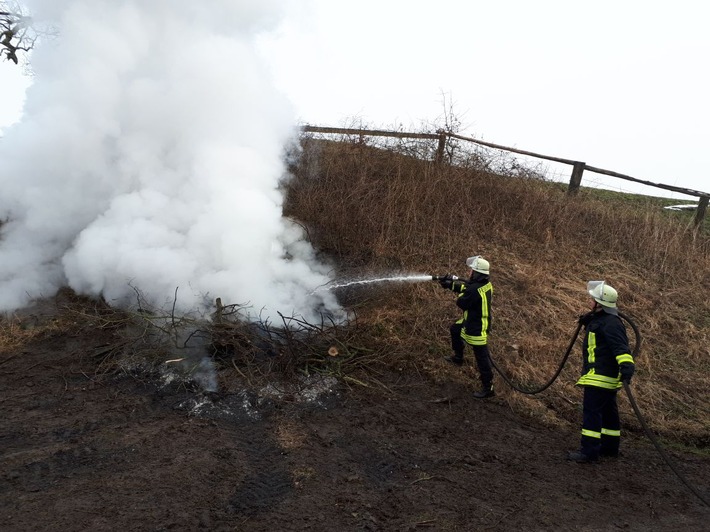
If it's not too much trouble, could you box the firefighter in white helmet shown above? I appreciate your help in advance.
[567,281,635,463]
[438,255,495,398]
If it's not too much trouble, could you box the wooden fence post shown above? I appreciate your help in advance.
[692,196,709,231]
[435,130,447,165]
[567,162,585,196]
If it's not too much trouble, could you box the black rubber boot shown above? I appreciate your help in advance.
[566,450,598,463]
[473,387,494,399]
[444,354,464,366]
[600,449,621,459]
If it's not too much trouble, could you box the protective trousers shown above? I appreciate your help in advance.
[581,386,621,459]
[450,322,494,389]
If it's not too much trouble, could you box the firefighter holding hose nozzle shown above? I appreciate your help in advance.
[436,255,495,399]
[568,280,635,463]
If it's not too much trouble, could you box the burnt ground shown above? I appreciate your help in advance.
[1,298,708,532]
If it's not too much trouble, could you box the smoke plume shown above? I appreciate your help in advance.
[0,0,342,322]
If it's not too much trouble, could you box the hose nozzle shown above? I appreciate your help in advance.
[431,274,458,281]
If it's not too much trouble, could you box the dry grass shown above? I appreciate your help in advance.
[284,136,710,447]
[1,135,707,448]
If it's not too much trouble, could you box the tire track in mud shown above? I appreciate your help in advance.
[225,424,293,517]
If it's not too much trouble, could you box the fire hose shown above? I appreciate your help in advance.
[487,310,709,508]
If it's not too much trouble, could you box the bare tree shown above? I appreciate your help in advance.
[1,1,36,65]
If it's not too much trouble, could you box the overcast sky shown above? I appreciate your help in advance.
[2,0,709,200]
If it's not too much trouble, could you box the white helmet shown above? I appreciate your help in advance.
[587,280,618,308]
[466,255,490,275]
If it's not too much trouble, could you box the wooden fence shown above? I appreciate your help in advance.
[302,125,709,231]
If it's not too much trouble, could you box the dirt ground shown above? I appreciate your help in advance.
[1,296,708,532]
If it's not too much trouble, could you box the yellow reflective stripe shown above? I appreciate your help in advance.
[587,332,596,364]
[582,429,601,439]
[616,353,634,364]
[461,331,487,345]
[576,371,622,389]
[456,282,491,346]
[581,372,619,384]
[478,282,492,336]
[601,428,621,437]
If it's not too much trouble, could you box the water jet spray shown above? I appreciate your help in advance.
[313,274,449,292]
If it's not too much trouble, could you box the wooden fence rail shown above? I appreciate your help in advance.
[302,125,709,230]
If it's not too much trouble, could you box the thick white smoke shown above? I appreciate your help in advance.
[0,0,342,322]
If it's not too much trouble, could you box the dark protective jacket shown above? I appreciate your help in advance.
[450,273,493,346]
[577,310,634,389]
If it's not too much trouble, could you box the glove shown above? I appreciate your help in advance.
[578,312,594,326]
[619,362,635,384]
[439,274,454,290]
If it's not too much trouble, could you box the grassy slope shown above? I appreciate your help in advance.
[285,138,710,448]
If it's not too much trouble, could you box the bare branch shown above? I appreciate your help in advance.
[1,2,46,66]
